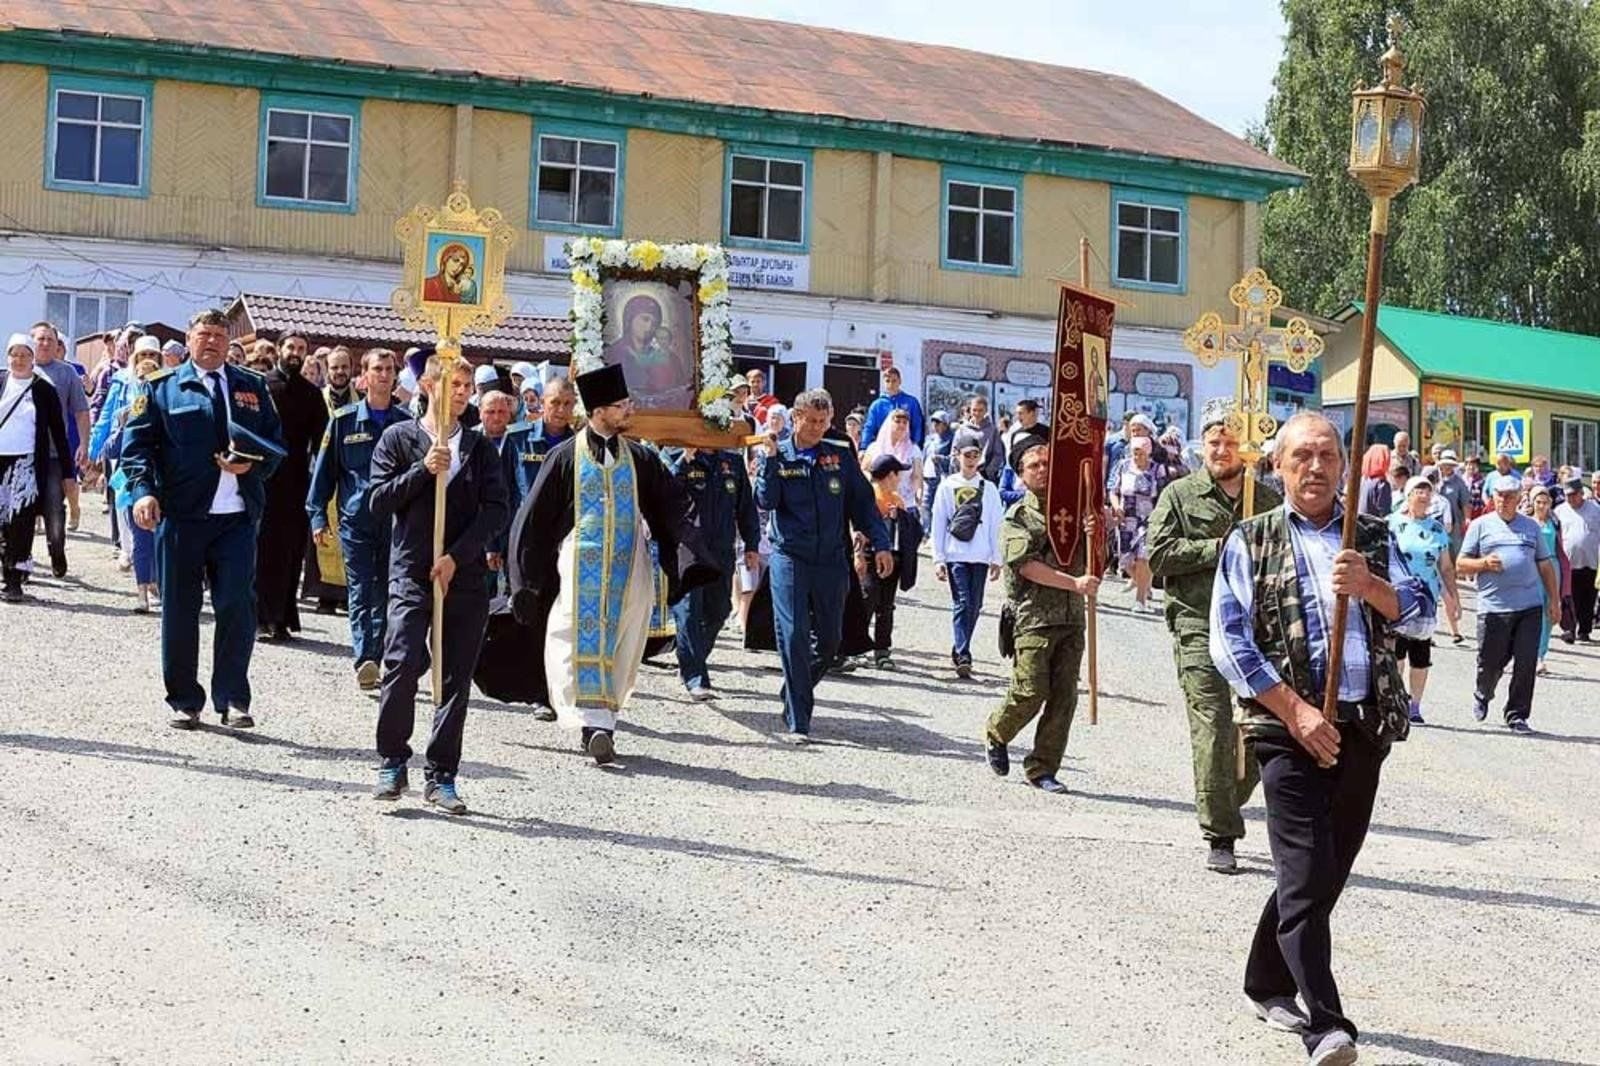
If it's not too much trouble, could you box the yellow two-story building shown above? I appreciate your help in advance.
[0,0,1302,429]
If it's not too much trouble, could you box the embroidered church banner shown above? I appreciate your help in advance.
[1045,286,1115,569]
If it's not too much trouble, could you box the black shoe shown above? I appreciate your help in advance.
[984,736,1009,777]
[1206,840,1240,875]
[586,728,616,765]
[168,709,199,730]
[0,585,22,603]
[223,707,255,729]
[1507,718,1533,735]
[531,703,558,722]
[1028,775,1069,795]
[956,658,972,679]
[50,553,68,578]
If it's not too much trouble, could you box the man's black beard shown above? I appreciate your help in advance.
[279,356,303,374]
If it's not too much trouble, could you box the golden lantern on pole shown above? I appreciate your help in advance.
[1321,13,1426,725]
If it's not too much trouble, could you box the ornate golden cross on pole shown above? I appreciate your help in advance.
[1182,268,1324,518]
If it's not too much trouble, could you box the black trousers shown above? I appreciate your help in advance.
[39,463,67,569]
[1570,567,1597,639]
[0,455,39,588]
[1475,606,1542,722]
[1245,723,1386,1053]
[375,576,489,782]
[866,576,897,655]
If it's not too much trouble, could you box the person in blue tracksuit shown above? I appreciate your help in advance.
[755,388,891,742]
[120,309,286,731]
[665,446,760,699]
[306,347,411,692]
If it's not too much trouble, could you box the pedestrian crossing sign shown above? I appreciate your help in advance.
[1489,409,1532,463]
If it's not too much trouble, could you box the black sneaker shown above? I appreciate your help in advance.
[373,764,409,800]
[1029,775,1069,795]
[1508,719,1533,735]
[1206,839,1240,875]
[956,658,973,679]
[984,736,1010,777]
[1472,698,1489,722]
[874,654,895,671]
[222,707,255,729]
[531,703,558,722]
[168,709,200,730]
[50,552,68,578]
[587,729,616,765]
[0,585,23,603]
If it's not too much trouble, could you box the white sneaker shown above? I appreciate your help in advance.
[1308,1030,1358,1065]
[1249,995,1309,1032]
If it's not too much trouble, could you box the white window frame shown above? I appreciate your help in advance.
[44,287,132,343]
[51,88,145,190]
[263,106,354,206]
[1463,404,1496,460]
[1114,198,1184,288]
[945,179,1017,270]
[1552,415,1599,472]
[727,152,807,246]
[534,133,621,230]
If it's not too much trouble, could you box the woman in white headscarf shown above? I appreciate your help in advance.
[863,406,924,504]
[1111,434,1159,612]
[0,333,73,602]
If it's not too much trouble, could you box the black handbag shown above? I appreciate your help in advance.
[998,602,1016,659]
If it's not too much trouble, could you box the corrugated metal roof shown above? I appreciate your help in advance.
[3,0,1299,178]
[229,292,570,361]
[1345,302,1600,399]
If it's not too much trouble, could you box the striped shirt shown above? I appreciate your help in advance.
[1210,503,1434,704]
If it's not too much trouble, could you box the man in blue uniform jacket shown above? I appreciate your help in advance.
[665,445,761,700]
[501,373,577,514]
[307,347,411,692]
[756,387,892,742]
[366,353,509,815]
[122,308,286,731]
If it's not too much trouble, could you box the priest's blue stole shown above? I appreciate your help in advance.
[572,438,638,709]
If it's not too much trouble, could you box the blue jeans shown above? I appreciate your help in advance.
[948,561,988,663]
[771,552,848,735]
[672,579,733,690]
[341,527,391,667]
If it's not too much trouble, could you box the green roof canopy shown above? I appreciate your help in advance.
[1345,302,1600,400]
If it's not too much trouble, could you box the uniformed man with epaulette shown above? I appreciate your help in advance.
[1148,397,1283,874]
[755,387,891,743]
[306,347,411,692]
[666,443,761,700]
[121,308,287,731]
[502,373,576,515]
[982,433,1100,794]
[498,373,575,721]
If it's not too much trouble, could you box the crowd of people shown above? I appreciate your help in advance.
[6,309,1599,1065]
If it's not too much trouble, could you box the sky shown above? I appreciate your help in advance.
[650,0,1287,136]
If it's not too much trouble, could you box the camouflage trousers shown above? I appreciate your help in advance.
[1173,625,1259,842]
[987,625,1084,782]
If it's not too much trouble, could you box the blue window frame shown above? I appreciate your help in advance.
[530,120,627,236]
[723,144,811,252]
[1111,186,1187,293]
[257,92,361,213]
[45,73,152,198]
[941,165,1022,276]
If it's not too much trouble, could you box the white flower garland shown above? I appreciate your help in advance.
[567,238,741,428]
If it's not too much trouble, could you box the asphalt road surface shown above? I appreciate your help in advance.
[3,511,1596,1064]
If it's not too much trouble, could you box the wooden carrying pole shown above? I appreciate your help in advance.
[1080,237,1100,726]
[1320,198,1391,724]
[430,333,461,707]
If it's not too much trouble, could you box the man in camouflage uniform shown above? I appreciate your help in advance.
[982,433,1101,794]
[1148,398,1282,874]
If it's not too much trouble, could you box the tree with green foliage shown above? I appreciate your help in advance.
[1256,0,1600,333]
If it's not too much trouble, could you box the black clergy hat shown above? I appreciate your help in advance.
[1009,427,1049,473]
[576,363,629,409]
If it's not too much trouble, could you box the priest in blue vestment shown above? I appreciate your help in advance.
[505,364,719,765]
